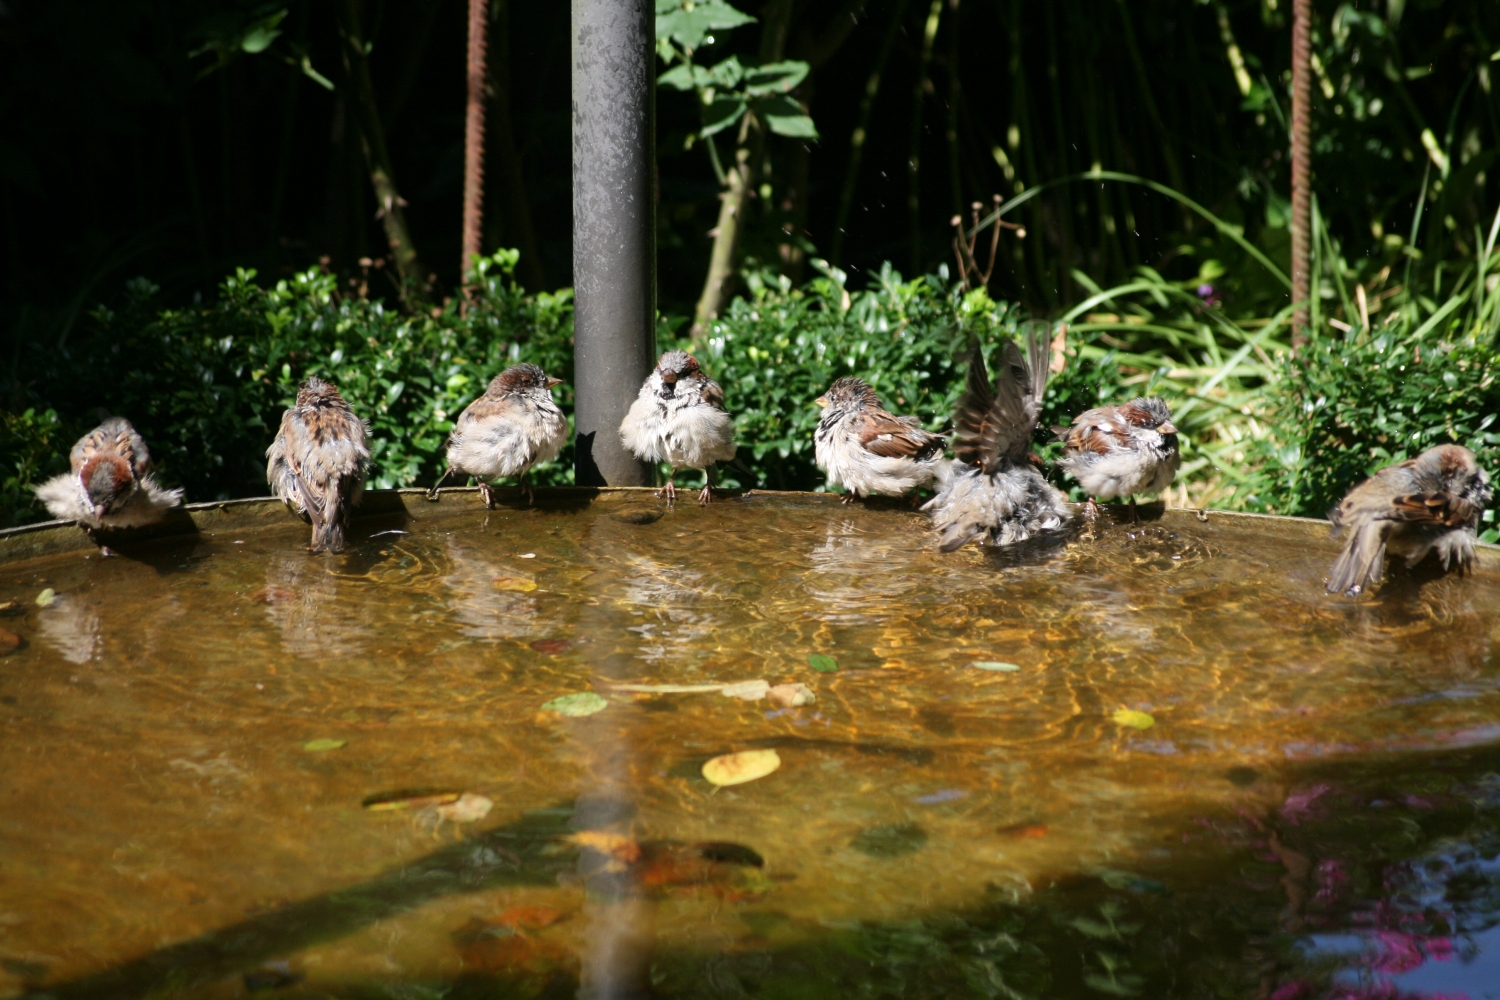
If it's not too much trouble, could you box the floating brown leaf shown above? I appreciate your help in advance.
[567,830,643,868]
[0,628,20,655]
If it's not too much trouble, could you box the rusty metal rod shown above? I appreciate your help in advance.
[1290,0,1312,349]
[461,0,488,299]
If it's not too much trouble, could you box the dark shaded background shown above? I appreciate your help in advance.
[1,0,1496,353]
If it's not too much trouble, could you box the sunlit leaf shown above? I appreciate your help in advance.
[362,790,461,811]
[700,95,747,137]
[655,0,755,50]
[756,95,818,139]
[743,60,809,96]
[493,576,537,592]
[303,738,346,752]
[542,692,608,717]
[702,749,780,786]
[34,588,55,607]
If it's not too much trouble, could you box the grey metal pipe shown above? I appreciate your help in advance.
[571,0,656,487]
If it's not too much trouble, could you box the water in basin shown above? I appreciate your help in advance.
[1,491,1498,999]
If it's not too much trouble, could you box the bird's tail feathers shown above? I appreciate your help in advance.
[1326,522,1389,596]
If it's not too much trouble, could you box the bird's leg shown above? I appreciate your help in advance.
[520,469,535,507]
[698,464,716,506]
[478,480,495,509]
[1129,496,1139,524]
[427,467,452,501]
[656,468,677,504]
[840,491,857,505]
[1083,497,1101,522]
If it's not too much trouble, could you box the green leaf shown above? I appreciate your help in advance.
[743,60,809,96]
[1111,709,1156,730]
[700,95,747,137]
[303,738,346,752]
[655,0,755,50]
[35,588,56,607]
[657,64,697,90]
[756,95,818,139]
[807,654,838,673]
[385,380,405,404]
[707,55,744,89]
[543,692,608,717]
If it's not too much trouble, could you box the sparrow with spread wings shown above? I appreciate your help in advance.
[923,331,1072,551]
[34,417,183,534]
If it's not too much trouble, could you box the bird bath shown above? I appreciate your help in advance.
[2,490,1499,1000]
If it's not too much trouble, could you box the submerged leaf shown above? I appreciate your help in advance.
[567,830,643,864]
[767,682,815,707]
[1111,709,1156,730]
[720,679,770,701]
[529,638,571,654]
[303,738,346,752]
[850,822,928,858]
[0,628,20,655]
[543,692,608,717]
[970,661,1021,672]
[34,588,56,607]
[363,790,463,811]
[702,749,781,786]
[436,792,494,823]
[493,576,537,592]
[807,654,838,673]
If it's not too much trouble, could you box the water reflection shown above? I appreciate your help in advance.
[441,536,546,642]
[35,593,102,664]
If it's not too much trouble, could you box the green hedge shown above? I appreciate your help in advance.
[4,253,1495,543]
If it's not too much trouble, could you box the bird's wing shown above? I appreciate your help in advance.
[1388,490,1477,527]
[700,377,728,411]
[980,334,1046,472]
[951,340,996,469]
[855,408,946,459]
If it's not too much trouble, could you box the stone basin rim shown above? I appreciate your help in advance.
[1,486,1496,575]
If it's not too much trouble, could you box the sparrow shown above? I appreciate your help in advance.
[1055,398,1181,521]
[33,417,184,534]
[266,376,371,554]
[922,332,1072,551]
[619,350,737,505]
[813,377,946,502]
[433,363,567,507]
[1325,444,1492,597]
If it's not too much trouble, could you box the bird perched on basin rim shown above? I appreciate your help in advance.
[1325,443,1492,597]
[814,377,946,503]
[433,362,566,507]
[923,331,1072,551]
[34,417,183,534]
[619,350,737,505]
[1054,397,1181,522]
[266,376,371,554]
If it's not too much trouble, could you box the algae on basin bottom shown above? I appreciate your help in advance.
[0,490,1498,999]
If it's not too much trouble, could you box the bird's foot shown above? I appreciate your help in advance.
[1083,498,1101,522]
[698,484,713,506]
[655,480,677,505]
[840,492,857,505]
[478,482,495,509]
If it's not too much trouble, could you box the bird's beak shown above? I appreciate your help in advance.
[815,396,828,408]
[1159,421,1178,435]
[659,370,677,384]
[545,376,563,388]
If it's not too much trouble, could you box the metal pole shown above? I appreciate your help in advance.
[572,0,656,486]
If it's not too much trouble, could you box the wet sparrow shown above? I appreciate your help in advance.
[814,377,946,502]
[434,363,566,507]
[923,332,1071,551]
[1326,443,1492,597]
[266,376,371,554]
[34,417,183,533]
[619,350,737,505]
[1055,398,1181,521]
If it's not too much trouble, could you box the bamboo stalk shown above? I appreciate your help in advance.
[461,0,487,300]
[1289,0,1311,349]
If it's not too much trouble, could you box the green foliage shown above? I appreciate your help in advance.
[655,0,817,141]
[674,260,1121,492]
[1,407,68,527]
[8,253,573,522]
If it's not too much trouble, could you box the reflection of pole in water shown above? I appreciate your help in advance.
[573,795,651,1000]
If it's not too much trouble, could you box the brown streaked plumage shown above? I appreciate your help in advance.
[1054,397,1181,522]
[813,377,946,502]
[33,417,183,534]
[266,377,371,554]
[1325,444,1492,597]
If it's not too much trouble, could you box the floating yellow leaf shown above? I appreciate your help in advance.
[363,791,462,811]
[1111,709,1156,730]
[303,738,346,752]
[702,749,781,787]
[493,577,537,592]
[542,692,608,717]
[566,830,642,864]
[35,588,56,607]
